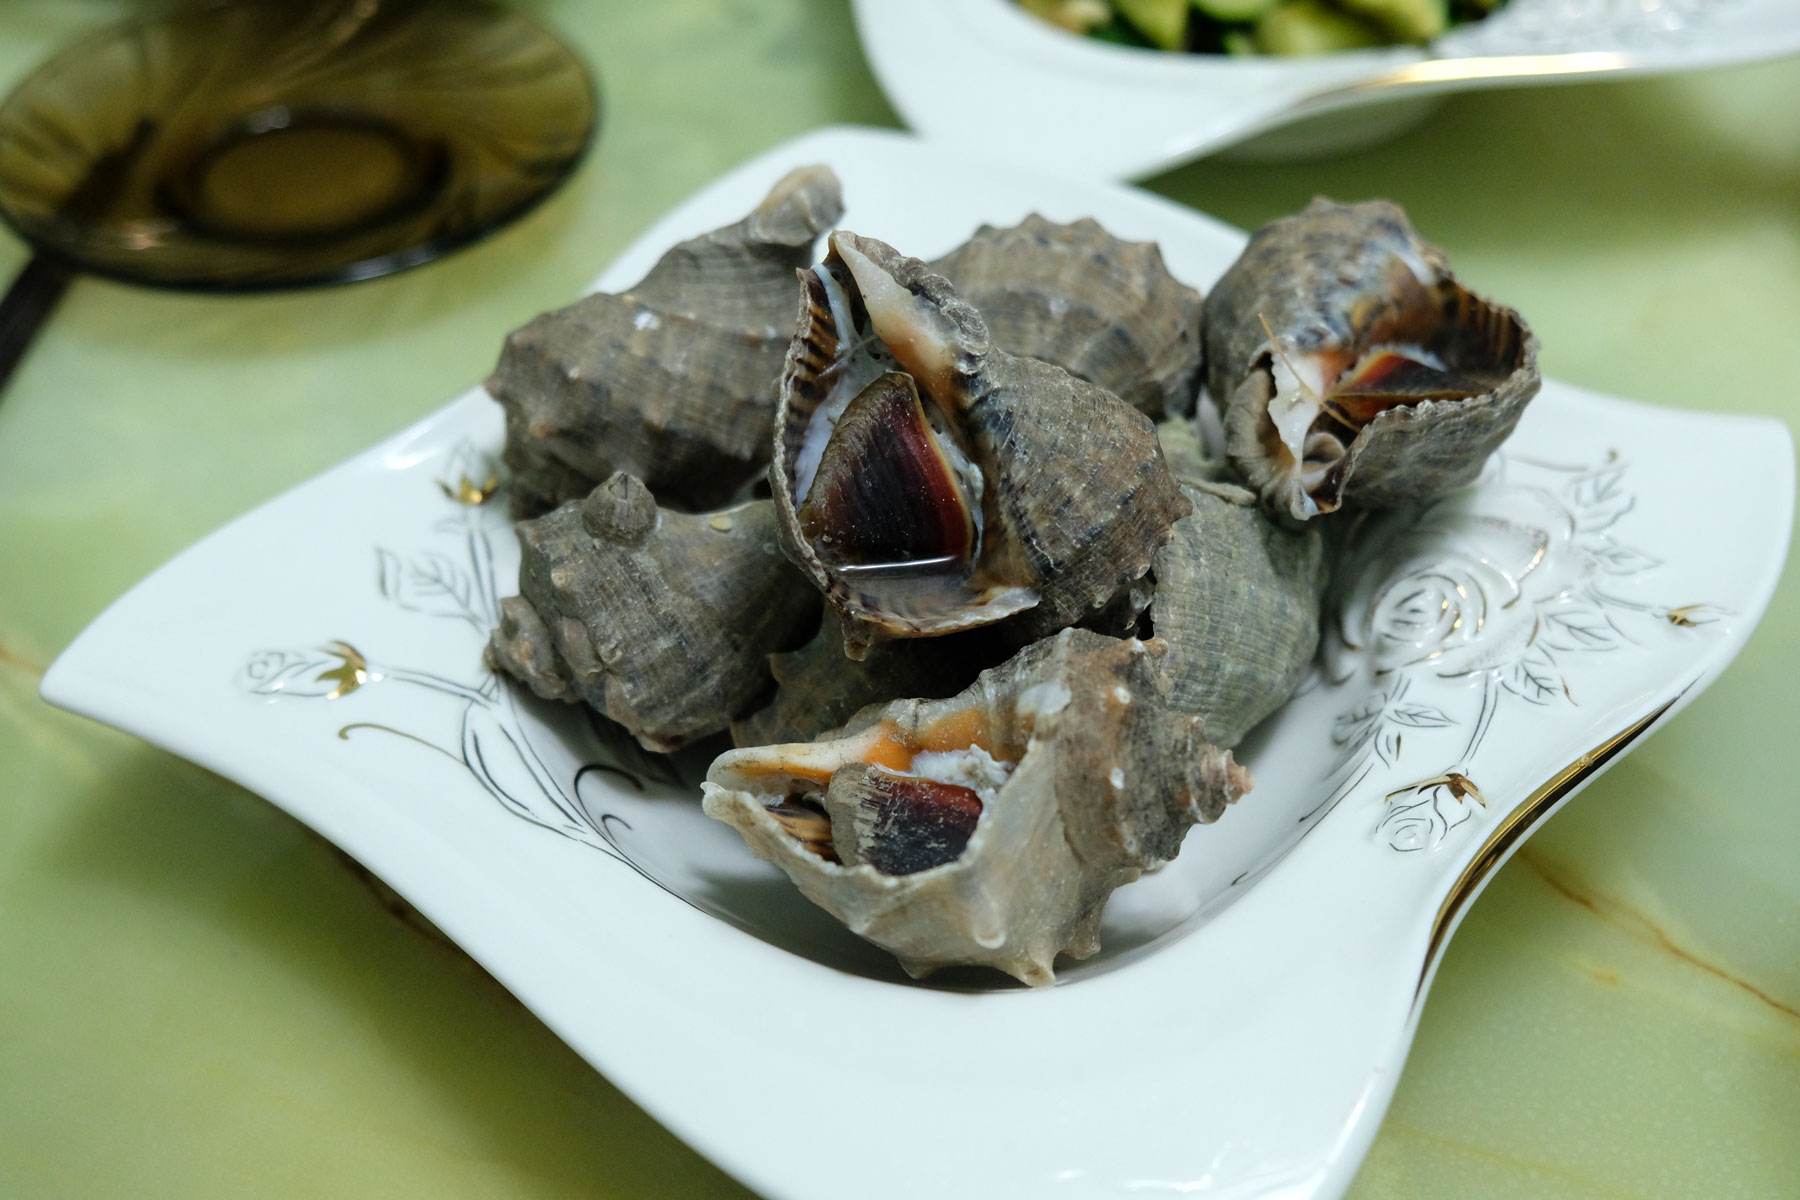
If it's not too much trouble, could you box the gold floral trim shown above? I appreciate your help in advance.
[1414,694,1680,998]
[439,473,501,506]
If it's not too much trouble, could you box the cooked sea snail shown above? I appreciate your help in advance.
[930,214,1205,419]
[703,628,1249,985]
[489,165,845,516]
[773,230,1190,658]
[1204,198,1540,522]
[477,184,1543,988]
[486,472,820,752]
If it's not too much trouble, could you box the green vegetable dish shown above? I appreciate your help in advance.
[1020,0,1505,55]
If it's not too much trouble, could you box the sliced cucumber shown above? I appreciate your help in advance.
[1194,0,1280,22]
[1256,0,1386,54]
[1337,0,1448,42]
[1220,28,1262,55]
[1114,0,1191,49]
[1019,0,1113,34]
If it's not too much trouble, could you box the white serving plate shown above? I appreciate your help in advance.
[851,0,1800,178]
[42,126,1792,1200]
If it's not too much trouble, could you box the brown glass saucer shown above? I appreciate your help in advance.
[0,0,598,292]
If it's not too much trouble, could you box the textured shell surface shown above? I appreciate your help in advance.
[701,628,1248,986]
[485,472,821,752]
[488,165,845,516]
[731,619,1011,748]
[1154,414,1233,490]
[1147,480,1327,749]
[772,229,1190,658]
[1204,197,1540,522]
[930,215,1204,420]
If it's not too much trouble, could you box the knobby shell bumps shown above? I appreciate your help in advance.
[489,165,844,516]
[480,180,1540,985]
[485,473,819,752]
[930,214,1205,420]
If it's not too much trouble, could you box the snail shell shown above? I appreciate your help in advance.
[485,473,820,752]
[1204,198,1540,521]
[702,628,1249,986]
[930,215,1205,419]
[772,230,1190,659]
[1147,479,1327,748]
[489,165,845,516]
[731,620,1011,748]
[1154,413,1231,490]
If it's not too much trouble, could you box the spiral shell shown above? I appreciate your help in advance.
[485,473,820,751]
[489,165,845,516]
[702,628,1249,985]
[1204,198,1539,522]
[772,230,1189,658]
[930,215,1204,419]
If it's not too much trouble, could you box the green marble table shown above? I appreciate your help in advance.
[2,3,1796,1196]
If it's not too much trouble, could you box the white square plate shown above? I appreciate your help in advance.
[42,126,1792,1200]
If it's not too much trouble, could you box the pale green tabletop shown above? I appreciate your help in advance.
[2,3,1797,1197]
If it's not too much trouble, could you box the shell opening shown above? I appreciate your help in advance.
[768,799,839,863]
[712,715,1018,877]
[785,254,1034,634]
[827,766,986,876]
[1322,345,1496,429]
[1259,283,1520,512]
[796,372,982,577]
[1261,347,1334,519]
[793,264,899,503]
[836,239,961,407]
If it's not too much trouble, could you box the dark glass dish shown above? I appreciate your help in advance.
[0,0,598,292]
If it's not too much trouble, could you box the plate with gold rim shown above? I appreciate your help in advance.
[39,126,1793,1200]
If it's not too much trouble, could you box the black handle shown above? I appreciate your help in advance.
[0,254,74,401]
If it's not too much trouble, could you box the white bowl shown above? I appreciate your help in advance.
[851,0,1800,177]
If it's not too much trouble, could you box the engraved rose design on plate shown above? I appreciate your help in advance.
[1320,452,1720,852]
